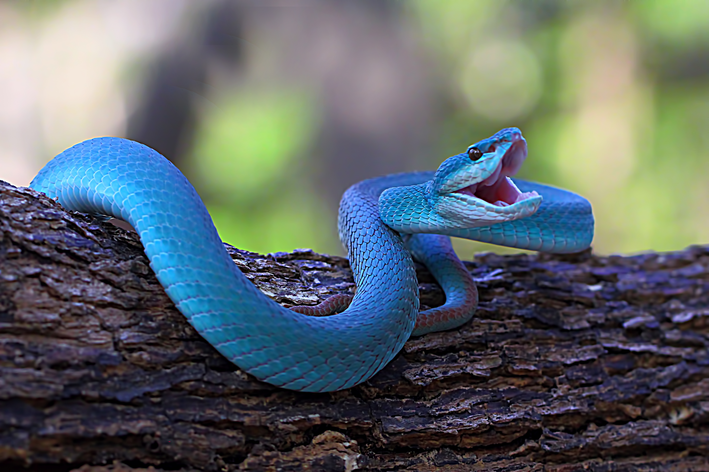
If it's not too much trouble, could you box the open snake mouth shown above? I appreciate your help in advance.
[454,137,539,207]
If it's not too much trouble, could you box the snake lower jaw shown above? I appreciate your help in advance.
[433,192,543,229]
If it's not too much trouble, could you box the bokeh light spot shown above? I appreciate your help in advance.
[459,40,542,122]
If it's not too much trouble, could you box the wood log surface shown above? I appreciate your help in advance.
[1,179,708,471]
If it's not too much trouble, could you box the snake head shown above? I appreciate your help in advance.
[429,127,543,228]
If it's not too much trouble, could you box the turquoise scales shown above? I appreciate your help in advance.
[29,128,594,392]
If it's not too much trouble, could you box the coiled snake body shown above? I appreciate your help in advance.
[29,128,594,392]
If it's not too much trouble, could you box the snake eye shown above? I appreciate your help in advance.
[467,147,483,161]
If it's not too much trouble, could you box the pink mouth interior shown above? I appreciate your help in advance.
[455,139,538,207]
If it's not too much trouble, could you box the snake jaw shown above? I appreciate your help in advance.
[453,132,538,209]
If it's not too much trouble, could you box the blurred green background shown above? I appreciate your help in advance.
[1,0,708,257]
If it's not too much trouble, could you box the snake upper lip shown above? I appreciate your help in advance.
[454,136,537,206]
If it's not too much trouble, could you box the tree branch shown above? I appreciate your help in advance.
[1,180,708,471]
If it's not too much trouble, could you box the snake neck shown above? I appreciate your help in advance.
[378,181,439,232]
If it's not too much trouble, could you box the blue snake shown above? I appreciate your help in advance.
[29,127,593,392]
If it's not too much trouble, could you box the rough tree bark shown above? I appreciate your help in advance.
[1,179,708,472]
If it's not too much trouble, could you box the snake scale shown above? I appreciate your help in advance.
[29,127,594,392]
